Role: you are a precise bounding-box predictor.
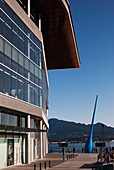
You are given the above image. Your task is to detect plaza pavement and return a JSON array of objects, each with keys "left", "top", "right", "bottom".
[{"left": 1, "top": 153, "right": 100, "bottom": 170}]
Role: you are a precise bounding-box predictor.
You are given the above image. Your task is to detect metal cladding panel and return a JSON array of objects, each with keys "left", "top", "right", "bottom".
[{"left": 35, "top": 0, "right": 80, "bottom": 69}]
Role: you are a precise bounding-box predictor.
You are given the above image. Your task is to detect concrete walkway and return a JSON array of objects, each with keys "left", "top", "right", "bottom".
[
  {"left": 48, "top": 153, "right": 99, "bottom": 170},
  {"left": 1, "top": 153, "right": 99, "bottom": 170}
]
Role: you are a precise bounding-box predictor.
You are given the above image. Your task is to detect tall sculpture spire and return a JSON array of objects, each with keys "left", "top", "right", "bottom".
[{"left": 85, "top": 95, "right": 98, "bottom": 153}]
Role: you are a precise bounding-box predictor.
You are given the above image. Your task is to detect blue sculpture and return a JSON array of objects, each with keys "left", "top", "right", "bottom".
[{"left": 85, "top": 95, "right": 98, "bottom": 153}]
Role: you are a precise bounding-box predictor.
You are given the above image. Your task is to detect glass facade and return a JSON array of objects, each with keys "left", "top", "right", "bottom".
[
  {"left": 0, "top": 1, "right": 49, "bottom": 168},
  {"left": 0, "top": 110, "right": 40, "bottom": 129},
  {"left": 0, "top": 111, "right": 26, "bottom": 127},
  {"left": 0, "top": 1, "right": 48, "bottom": 113}
]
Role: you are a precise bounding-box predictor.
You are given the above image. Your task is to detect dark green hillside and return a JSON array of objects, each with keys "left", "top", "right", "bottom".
[{"left": 48, "top": 118, "right": 114, "bottom": 142}]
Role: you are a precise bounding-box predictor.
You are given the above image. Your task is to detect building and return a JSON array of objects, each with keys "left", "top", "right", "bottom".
[{"left": 0, "top": 0, "right": 80, "bottom": 168}]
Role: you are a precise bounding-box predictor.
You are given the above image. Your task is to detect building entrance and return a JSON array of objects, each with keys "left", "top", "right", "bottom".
[{"left": 7, "top": 139, "right": 14, "bottom": 166}]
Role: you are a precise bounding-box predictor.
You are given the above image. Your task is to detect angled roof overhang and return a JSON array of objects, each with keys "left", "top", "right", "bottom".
[{"left": 36, "top": 0, "right": 80, "bottom": 69}]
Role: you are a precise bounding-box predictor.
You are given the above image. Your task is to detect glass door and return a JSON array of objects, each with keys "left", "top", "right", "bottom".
[{"left": 7, "top": 139, "right": 14, "bottom": 166}]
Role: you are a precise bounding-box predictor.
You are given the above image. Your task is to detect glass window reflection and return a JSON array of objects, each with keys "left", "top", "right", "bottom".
[
  {"left": 12, "top": 48, "right": 18, "bottom": 63},
  {"left": 24, "top": 79, "right": 28, "bottom": 102},
  {"left": 1, "top": 113, "right": 9, "bottom": 125},
  {"left": 21, "top": 116, "right": 25, "bottom": 127},
  {"left": 34, "top": 86, "right": 39, "bottom": 106},
  {"left": 3, "top": 67, "right": 11, "bottom": 95},
  {"left": 0, "top": 2, "right": 48, "bottom": 110},
  {"left": 9, "top": 114, "right": 17, "bottom": 126},
  {"left": 4, "top": 41, "right": 11, "bottom": 58},
  {"left": 18, "top": 76, "right": 24, "bottom": 100},
  {"left": 0, "top": 37, "right": 4, "bottom": 53},
  {"left": 11, "top": 72, "right": 17, "bottom": 97},
  {"left": 30, "top": 83, "right": 35, "bottom": 104}
]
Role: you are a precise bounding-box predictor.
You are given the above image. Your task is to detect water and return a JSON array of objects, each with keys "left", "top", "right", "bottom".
[
  {"left": 49, "top": 142, "right": 86, "bottom": 153},
  {"left": 48, "top": 141, "right": 114, "bottom": 153}
]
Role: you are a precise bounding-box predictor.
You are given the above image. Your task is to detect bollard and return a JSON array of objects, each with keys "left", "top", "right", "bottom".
[
  {"left": 44, "top": 161, "right": 46, "bottom": 169},
  {"left": 67, "top": 155, "right": 68, "bottom": 160},
  {"left": 49, "top": 161, "right": 51, "bottom": 168},
  {"left": 40, "top": 163, "right": 42, "bottom": 170},
  {"left": 34, "top": 164, "right": 36, "bottom": 170}
]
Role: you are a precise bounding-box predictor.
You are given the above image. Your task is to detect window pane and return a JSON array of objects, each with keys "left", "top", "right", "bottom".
[
  {"left": 18, "top": 29, "right": 24, "bottom": 53},
  {"left": 25, "top": 69, "right": 28, "bottom": 79},
  {"left": 11, "top": 72, "right": 17, "bottom": 97},
  {"left": 34, "top": 76, "right": 38, "bottom": 85},
  {"left": 24, "top": 35, "right": 28, "bottom": 56},
  {"left": 9, "top": 114, "right": 17, "bottom": 126},
  {"left": 24, "top": 79, "right": 28, "bottom": 102},
  {"left": 0, "top": 37, "right": 4, "bottom": 62},
  {"left": 12, "top": 24, "right": 18, "bottom": 47},
  {"left": 4, "top": 41, "right": 11, "bottom": 58},
  {"left": 1, "top": 113, "right": 9, "bottom": 125},
  {"left": 25, "top": 57, "right": 29, "bottom": 70},
  {"left": 3, "top": 67, "right": 11, "bottom": 95},
  {"left": 18, "top": 76, "right": 24, "bottom": 100},
  {"left": 39, "top": 69, "right": 42, "bottom": 79},
  {"left": 21, "top": 117, "right": 25, "bottom": 127},
  {"left": 4, "top": 55, "right": 11, "bottom": 68},
  {"left": 30, "top": 43, "right": 34, "bottom": 62},
  {"left": 39, "top": 88, "right": 42, "bottom": 107},
  {"left": 18, "top": 65, "right": 24, "bottom": 76},
  {"left": 39, "top": 50, "right": 42, "bottom": 67},
  {"left": 35, "top": 66, "right": 38, "bottom": 77},
  {"left": 0, "top": 37, "right": 4, "bottom": 52},
  {"left": 30, "top": 73, "right": 34, "bottom": 82},
  {"left": 0, "top": 65, "right": 3, "bottom": 92},
  {"left": 30, "top": 62, "right": 34, "bottom": 74},
  {"left": 18, "top": 53, "right": 24, "bottom": 76},
  {"left": 34, "top": 48, "right": 39, "bottom": 65},
  {"left": 30, "top": 83, "right": 34, "bottom": 104},
  {"left": 19, "top": 53, "right": 24, "bottom": 67},
  {"left": 12, "top": 60, "right": 18, "bottom": 72},
  {"left": 12, "top": 48, "right": 18, "bottom": 62},
  {"left": 34, "top": 86, "right": 39, "bottom": 106},
  {"left": 30, "top": 118, "right": 34, "bottom": 128},
  {"left": 4, "top": 15, "right": 12, "bottom": 42}
]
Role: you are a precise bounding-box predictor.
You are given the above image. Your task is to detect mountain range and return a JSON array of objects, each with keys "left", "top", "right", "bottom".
[{"left": 48, "top": 118, "right": 114, "bottom": 142}]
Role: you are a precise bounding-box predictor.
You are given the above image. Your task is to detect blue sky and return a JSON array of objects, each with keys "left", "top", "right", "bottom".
[{"left": 48, "top": 0, "right": 114, "bottom": 127}]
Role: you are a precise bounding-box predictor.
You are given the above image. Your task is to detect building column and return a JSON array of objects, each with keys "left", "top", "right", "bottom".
[
  {"left": 45, "top": 129, "right": 48, "bottom": 154},
  {"left": 40, "top": 120, "right": 43, "bottom": 159},
  {"left": 43, "top": 124, "right": 46, "bottom": 157},
  {"left": 28, "top": 115, "right": 31, "bottom": 163},
  {"left": 28, "top": 0, "right": 30, "bottom": 18}
]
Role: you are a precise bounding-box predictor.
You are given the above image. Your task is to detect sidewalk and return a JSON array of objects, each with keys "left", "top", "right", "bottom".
[
  {"left": 49, "top": 153, "right": 99, "bottom": 170},
  {"left": 1, "top": 153, "right": 98, "bottom": 170}
]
